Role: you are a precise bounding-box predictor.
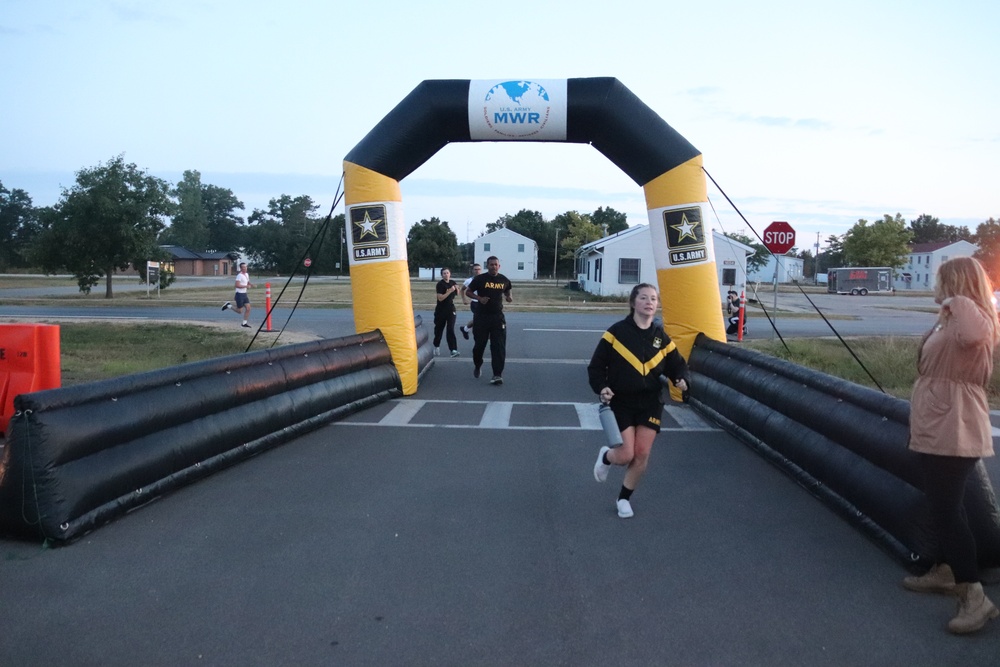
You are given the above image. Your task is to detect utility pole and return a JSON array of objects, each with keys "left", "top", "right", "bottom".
[
  {"left": 552, "top": 228, "right": 560, "bottom": 281},
  {"left": 814, "top": 231, "right": 821, "bottom": 284},
  {"left": 340, "top": 226, "right": 346, "bottom": 276}
]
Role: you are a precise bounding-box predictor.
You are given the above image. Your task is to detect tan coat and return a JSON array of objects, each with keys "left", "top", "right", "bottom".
[{"left": 909, "top": 295, "right": 996, "bottom": 458}]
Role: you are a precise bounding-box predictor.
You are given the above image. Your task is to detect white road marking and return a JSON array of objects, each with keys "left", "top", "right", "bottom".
[{"left": 339, "top": 399, "right": 720, "bottom": 432}]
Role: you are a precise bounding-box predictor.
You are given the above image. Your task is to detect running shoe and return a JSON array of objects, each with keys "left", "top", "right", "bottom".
[
  {"left": 617, "top": 499, "right": 634, "bottom": 518},
  {"left": 593, "top": 446, "right": 610, "bottom": 482}
]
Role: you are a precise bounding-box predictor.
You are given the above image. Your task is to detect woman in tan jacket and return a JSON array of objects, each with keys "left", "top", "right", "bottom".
[{"left": 904, "top": 257, "right": 1000, "bottom": 634}]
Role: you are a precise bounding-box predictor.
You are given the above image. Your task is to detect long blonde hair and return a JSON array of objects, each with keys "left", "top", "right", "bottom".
[{"left": 935, "top": 257, "right": 1000, "bottom": 342}]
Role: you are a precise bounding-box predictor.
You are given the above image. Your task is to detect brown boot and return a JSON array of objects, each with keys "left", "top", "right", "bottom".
[
  {"left": 903, "top": 563, "right": 956, "bottom": 594},
  {"left": 948, "top": 582, "right": 999, "bottom": 634}
]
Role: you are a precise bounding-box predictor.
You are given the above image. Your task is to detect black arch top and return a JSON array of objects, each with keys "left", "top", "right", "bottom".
[{"left": 344, "top": 78, "right": 700, "bottom": 188}]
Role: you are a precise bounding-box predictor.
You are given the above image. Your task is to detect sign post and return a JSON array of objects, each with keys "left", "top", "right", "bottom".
[
  {"left": 762, "top": 221, "right": 796, "bottom": 331},
  {"left": 146, "top": 261, "right": 160, "bottom": 299}
]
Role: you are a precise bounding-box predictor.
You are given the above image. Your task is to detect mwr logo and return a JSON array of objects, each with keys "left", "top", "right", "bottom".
[
  {"left": 663, "top": 207, "right": 706, "bottom": 266},
  {"left": 350, "top": 205, "right": 390, "bottom": 262},
  {"left": 482, "top": 81, "right": 552, "bottom": 139}
]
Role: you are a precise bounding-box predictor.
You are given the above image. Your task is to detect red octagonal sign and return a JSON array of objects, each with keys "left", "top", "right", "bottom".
[{"left": 762, "top": 221, "right": 796, "bottom": 254}]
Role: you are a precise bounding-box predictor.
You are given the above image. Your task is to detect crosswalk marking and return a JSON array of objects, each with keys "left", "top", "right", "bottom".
[{"left": 344, "top": 399, "right": 720, "bottom": 432}]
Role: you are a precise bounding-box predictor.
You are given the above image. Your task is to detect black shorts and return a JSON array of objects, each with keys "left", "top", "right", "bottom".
[
  {"left": 610, "top": 398, "right": 662, "bottom": 433},
  {"left": 235, "top": 292, "right": 250, "bottom": 308}
]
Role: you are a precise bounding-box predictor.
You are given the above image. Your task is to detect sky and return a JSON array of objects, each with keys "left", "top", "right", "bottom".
[{"left": 2, "top": 0, "right": 997, "bottom": 253}]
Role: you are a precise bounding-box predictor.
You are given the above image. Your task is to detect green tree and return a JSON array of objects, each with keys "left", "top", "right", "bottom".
[
  {"left": 0, "top": 181, "right": 39, "bottom": 270},
  {"left": 591, "top": 206, "right": 628, "bottom": 235},
  {"left": 202, "top": 184, "right": 245, "bottom": 252},
  {"left": 33, "top": 155, "right": 172, "bottom": 297},
  {"left": 841, "top": 214, "right": 912, "bottom": 269},
  {"left": 909, "top": 213, "right": 971, "bottom": 244},
  {"left": 162, "top": 170, "right": 210, "bottom": 250},
  {"left": 243, "top": 195, "right": 321, "bottom": 272},
  {"left": 973, "top": 217, "right": 1000, "bottom": 284},
  {"left": 407, "top": 217, "right": 461, "bottom": 275},
  {"left": 796, "top": 249, "right": 815, "bottom": 279},
  {"left": 818, "top": 234, "right": 845, "bottom": 272},
  {"left": 722, "top": 232, "right": 769, "bottom": 273},
  {"left": 487, "top": 209, "right": 546, "bottom": 235},
  {"left": 558, "top": 211, "right": 604, "bottom": 261}
]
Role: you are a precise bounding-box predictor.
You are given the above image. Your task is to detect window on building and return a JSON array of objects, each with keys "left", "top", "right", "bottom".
[
  {"left": 484, "top": 243, "right": 490, "bottom": 251},
  {"left": 619, "top": 258, "right": 640, "bottom": 284},
  {"left": 518, "top": 243, "right": 524, "bottom": 253},
  {"left": 917, "top": 256, "right": 922, "bottom": 265},
  {"left": 518, "top": 262, "right": 524, "bottom": 271}
]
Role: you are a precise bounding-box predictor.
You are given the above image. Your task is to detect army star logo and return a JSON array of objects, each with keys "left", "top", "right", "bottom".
[
  {"left": 355, "top": 211, "right": 382, "bottom": 240},
  {"left": 671, "top": 213, "right": 700, "bottom": 242}
]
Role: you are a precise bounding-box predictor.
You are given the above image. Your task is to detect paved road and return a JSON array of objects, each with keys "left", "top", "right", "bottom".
[
  {"left": 0, "top": 287, "right": 938, "bottom": 341},
  {"left": 5, "top": 285, "right": 999, "bottom": 665},
  {"left": 4, "top": 350, "right": 999, "bottom": 664}
]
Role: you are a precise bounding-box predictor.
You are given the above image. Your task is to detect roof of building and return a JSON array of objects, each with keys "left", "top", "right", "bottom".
[
  {"left": 161, "top": 245, "right": 235, "bottom": 260},
  {"left": 577, "top": 226, "right": 755, "bottom": 255},
  {"left": 478, "top": 227, "right": 536, "bottom": 244},
  {"left": 908, "top": 240, "right": 976, "bottom": 254}
]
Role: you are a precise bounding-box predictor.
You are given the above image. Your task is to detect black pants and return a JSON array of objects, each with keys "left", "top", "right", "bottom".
[
  {"left": 918, "top": 453, "right": 980, "bottom": 583},
  {"left": 433, "top": 309, "right": 457, "bottom": 351},
  {"left": 472, "top": 311, "right": 506, "bottom": 376}
]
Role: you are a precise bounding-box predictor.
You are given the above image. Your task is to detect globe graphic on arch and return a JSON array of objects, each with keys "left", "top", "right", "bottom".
[{"left": 484, "top": 80, "right": 550, "bottom": 106}]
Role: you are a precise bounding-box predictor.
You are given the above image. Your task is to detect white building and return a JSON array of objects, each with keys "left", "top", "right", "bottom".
[
  {"left": 475, "top": 228, "right": 538, "bottom": 281},
  {"left": 896, "top": 240, "right": 979, "bottom": 291},
  {"left": 575, "top": 226, "right": 754, "bottom": 304},
  {"left": 746, "top": 254, "right": 805, "bottom": 284}
]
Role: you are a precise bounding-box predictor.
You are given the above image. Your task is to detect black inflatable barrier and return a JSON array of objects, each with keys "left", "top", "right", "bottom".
[
  {"left": 0, "top": 331, "right": 402, "bottom": 543},
  {"left": 687, "top": 333, "right": 1000, "bottom": 569},
  {"left": 415, "top": 314, "right": 434, "bottom": 377}
]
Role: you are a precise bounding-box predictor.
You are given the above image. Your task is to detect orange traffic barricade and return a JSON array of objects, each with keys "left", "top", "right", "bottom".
[{"left": 0, "top": 324, "right": 61, "bottom": 437}]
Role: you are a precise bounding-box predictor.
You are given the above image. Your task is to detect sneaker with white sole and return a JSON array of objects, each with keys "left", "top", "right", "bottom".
[
  {"left": 490, "top": 375, "right": 503, "bottom": 385},
  {"left": 461, "top": 327, "right": 470, "bottom": 340},
  {"left": 617, "top": 499, "right": 634, "bottom": 518},
  {"left": 241, "top": 322, "right": 251, "bottom": 328},
  {"left": 222, "top": 302, "right": 232, "bottom": 311},
  {"left": 593, "top": 446, "right": 611, "bottom": 482},
  {"left": 450, "top": 350, "right": 460, "bottom": 358}
]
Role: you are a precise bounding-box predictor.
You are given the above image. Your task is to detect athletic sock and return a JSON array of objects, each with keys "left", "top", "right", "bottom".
[{"left": 618, "top": 485, "right": 634, "bottom": 501}]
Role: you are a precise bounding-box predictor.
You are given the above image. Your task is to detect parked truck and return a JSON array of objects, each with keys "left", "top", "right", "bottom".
[{"left": 827, "top": 267, "right": 894, "bottom": 295}]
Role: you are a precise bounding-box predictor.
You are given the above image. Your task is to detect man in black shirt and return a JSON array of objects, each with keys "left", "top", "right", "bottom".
[{"left": 464, "top": 256, "right": 513, "bottom": 384}]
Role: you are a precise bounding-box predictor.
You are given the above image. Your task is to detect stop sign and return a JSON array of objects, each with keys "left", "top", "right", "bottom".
[
  {"left": 762, "top": 221, "right": 796, "bottom": 254},
  {"left": 304, "top": 257, "right": 312, "bottom": 267}
]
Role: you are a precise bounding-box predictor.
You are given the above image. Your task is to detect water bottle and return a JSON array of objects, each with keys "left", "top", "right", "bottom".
[{"left": 598, "top": 403, "right": 623, "bottom": 448}]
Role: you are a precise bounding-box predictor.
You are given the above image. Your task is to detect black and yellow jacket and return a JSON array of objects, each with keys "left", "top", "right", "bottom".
[{"left": 587, "top": 316, "right": 688, "bottom": 402}]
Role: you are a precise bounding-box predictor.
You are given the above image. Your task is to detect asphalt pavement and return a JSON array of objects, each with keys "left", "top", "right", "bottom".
[{"left": 2, "top": 285, "right": 999, "bottom": 665}]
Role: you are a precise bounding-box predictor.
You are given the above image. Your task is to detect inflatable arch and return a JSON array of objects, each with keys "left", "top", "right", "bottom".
[{"left": 344, "top": 78, "right": 725, "bottom": 394}]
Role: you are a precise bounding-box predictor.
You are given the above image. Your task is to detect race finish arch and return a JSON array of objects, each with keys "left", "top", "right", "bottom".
[{"left": 344, "top": 78, "right": 726, "bottom": 395}]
